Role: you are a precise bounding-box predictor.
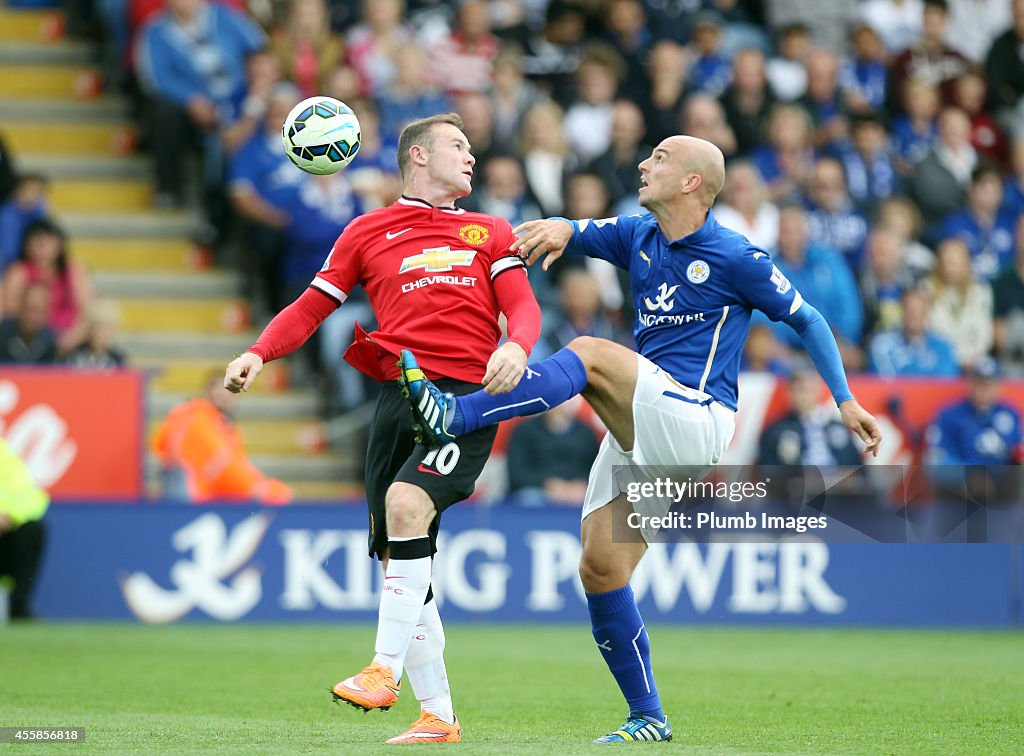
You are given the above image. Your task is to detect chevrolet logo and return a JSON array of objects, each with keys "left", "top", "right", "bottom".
[{"left": 399, "top": 246, "right": 477, "bottom": 273}]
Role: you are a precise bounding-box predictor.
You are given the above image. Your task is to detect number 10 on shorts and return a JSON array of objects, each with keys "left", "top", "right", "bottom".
[{"left": 422, "top": 443, "right": 460, "bottom": 475}]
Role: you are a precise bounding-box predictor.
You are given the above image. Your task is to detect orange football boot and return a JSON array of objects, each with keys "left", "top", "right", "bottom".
[
  {"left": 386, "top": 710, "right": 462, "bottom": 744},
  {"left": 331, "top": 662, "right": 400, "bottom": 712}
]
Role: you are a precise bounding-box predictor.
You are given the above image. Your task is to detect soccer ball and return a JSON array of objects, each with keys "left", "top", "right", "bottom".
[{"left": 281, "top": 96, "right": 361, "bottom": 175}]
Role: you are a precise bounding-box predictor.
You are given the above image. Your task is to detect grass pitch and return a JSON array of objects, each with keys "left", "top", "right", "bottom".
[{"left": 1, "top": 623, "right": 1022, "bottom": 754}]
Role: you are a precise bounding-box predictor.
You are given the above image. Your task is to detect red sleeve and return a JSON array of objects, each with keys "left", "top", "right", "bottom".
[
  {"left": 247, "top": 288, "right": 338, "bottom": 362},
  {"left": 493, "top": 268, "right": 541, "bottom": 356}
]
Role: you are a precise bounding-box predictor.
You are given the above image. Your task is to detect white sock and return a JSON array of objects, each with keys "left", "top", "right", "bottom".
[
  {"left": 404, "top": 598, "right": 454, "bottom": 724},
  {"left": 372, "top": 536, "right": 432, "bottom": 682}
]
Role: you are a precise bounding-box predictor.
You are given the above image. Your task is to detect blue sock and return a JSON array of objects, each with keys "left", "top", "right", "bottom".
[
  {"left": 587, "top": 585, "right": 664, "bottom": 721},
  {"left": 449, "top": 349, "right": 587, "bottom": 435}
]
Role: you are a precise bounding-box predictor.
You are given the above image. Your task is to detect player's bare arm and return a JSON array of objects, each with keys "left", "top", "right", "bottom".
[
  {"left": 839, "top": 399, "right": 883, "bottom": 456},
  {"left": 511, "top": 218, "right": 574, "bottom": 271},
  {"left": 482, "top": 341, "right": 528, "bottom": 395},
  {"left": 224, "top": 352, "right": 264, "bottom": 393}
]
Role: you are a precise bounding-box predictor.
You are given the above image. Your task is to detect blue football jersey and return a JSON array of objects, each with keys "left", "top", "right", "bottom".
[
  {"left": 566, "top": 210, "right": 802, "bottom": 410},
  {"left": 927, "top": 399, "right": 1023, "bottom": 466}
]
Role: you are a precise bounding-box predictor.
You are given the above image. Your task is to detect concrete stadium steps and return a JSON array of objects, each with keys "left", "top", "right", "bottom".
[
  {"left": 94, "top": 270, "right": 235, "bottom": 298},
  {"left": 0, "top": 64, "right": 102, "bottom": 99},
  {"left": 72, "top": 239, "right": 205, "bottom": 273},
  {"left": 251, "top": 452, "right": 356, "bottom": 482},
  {"left": 142, "top": 453, "right": 359, "bottom": 490},
  {"left": 150, "top": 390, "right": 320, "bottom": 421},
  {"left": 120, "top": 331, "right": 256, "bottom": 360},
  {"left": 1, "top": 121, "right": 134, "bottom": 155},
  {"left": 59, "top": 210, "right": 201, "bottom": 239},
  {"left": 115, "top": 297, "right": 250, "bottom": 333},
  {"left": 138, "top": 357, "right": 289, "bottom": 394},
  {"left": 0, "top": 7, "right": 64, "bottom": 43},
  {"left": 22, "top": 153, "right": 149, "bottom": 179},
  {"left": 0, "top": 40, "right": 91, "bottom": 65},
  {"left": 146, "top": 417, "right": 329, "bottom": 456},
  {"left": 49, "top": 178, "right": 153, "bottom": 213},
  {"left": 1, "top": 97, "right": 130, "bottom": 125}
]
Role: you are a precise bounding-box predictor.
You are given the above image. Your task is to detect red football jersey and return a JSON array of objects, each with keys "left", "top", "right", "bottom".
[{"left": 312, "top": 196, "right": 526, "bottom": 382}]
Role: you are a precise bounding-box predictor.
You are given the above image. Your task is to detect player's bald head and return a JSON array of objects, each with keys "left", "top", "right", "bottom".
[{"left": 664, "top": 135, "right": 726, "bottom": 204}]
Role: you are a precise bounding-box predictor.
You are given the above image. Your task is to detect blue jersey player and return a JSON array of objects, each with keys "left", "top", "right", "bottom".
[{"left": 398, "top": 135, "right": 882, "bottom": 743}]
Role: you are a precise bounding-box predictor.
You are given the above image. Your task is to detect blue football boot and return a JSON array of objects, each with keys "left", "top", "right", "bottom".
[
  {"left": 396, "top": 349, "right": 457, "bottom": 449},
  {"left": 594, "top": 713, "right": 672, "bottom": 744}
]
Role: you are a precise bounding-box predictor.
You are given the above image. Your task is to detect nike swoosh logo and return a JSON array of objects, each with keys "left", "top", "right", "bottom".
[
  {"left": 386, "top": 228, "right": 413, "bottom": 239},
  {"left": 417, "top": 464, "right": 443, "bottom": 476}
]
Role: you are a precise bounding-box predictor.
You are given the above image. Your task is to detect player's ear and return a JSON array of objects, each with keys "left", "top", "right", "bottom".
[
  {"left": 682, "top": 172, "right": 702, "bottom": 196},
  {"left": 409, "top": 143, "right": 429, "bottom": 168}
]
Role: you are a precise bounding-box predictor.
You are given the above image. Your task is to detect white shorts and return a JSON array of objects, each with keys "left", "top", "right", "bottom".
[{"left": 582, "top": 354, "right": 736, "bottom": 537}]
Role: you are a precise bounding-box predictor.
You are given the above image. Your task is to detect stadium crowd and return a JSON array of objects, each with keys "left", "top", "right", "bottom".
[{"left": 1, "top": 0, "right": 1023, "bottom": 497}]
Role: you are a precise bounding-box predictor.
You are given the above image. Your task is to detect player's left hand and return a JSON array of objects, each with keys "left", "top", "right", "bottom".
[
  {"left": 483, "top": 341, "right": 528, "bottom": 395},
  {"left": 839, "top": 399, "right": 883, "bottom": 457}
]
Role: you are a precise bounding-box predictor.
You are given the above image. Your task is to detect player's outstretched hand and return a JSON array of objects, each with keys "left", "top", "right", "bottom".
[
  {"left": 224, "top": 352, "right": 264, "bottom": 393},
  {"left": 839, "top": 399, "right": 882, "bottom": 457},
  {"left": 511, "top": 218, "right": 574, "bottom": 271},
  {"left": 483, "top": 341, "right": 528, "bottom": 395}
]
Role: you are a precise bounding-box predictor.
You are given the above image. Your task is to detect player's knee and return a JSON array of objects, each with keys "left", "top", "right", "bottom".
[
  {"left": 384, "top": 484, "right": 435, "bottom": 537},
  {"left": 578, "top": 549, "right": 632, "bottom": 593},
  {"left": 566, "top": 335, "right": 601, "bottom": 368},
  {"left": 566, "top": 336, "right": 621, "bottom": 386}
]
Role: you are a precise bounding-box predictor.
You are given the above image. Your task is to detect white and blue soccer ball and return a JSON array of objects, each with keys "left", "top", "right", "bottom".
[{"left": 281, "top": 96, "right": 361, "bottom": 175}]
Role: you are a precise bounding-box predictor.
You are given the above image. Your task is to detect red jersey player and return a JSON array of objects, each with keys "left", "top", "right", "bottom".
[{"left": 223, "top": 114, "right": 541, "bottom": 744}]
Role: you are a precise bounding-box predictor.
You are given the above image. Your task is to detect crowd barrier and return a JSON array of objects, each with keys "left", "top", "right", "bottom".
[{"left": 34, "top": 504, "right": 1022, "bottom": 627}]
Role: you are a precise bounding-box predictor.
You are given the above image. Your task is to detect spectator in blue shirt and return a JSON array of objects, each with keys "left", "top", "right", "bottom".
[
  {"left": 0, "top": 175, "right": 48, "bottom": 276},
  {"left": 800, "top": 48, "right": 845, "bottom": 150},
  {"left": 832, "top": 114, "right": 898, "bottom": 216},
  {"left": 136, "top": 0, "right": 266, "bottom": 206},
  {"left": 937, "top": 162, "right": 1017, "bottom": 281},
  {"left": 228, "top": 84, "right": 296, "bottom": 314},
  {"left": 859, "top": 228, "right": 918, "bottom": 340},
  {"left": 759, "top": 362, "right": 863, "bottom": 467},
  {"left": 766, "top": 205, "right": 864, "bottom": 363},
  {"left": 838, "top": 23, "right": 887, "bottom": 115},
  {"left": 925, "top": 356, "right": 1019, "bottom": 528},
  {"left": 750, "top": 104, "right": 817, "bottom": 204},
  {"left": 688, "top": 13, "right": 732, "bottom": 98},
  {"left": 804, "top": 157, "right": 870, "bottom": 270},
  {"left": 890, "top": 78, "right": 940, "bottom": 177},
  {"left": 868, "top": 288, "right": 959, "bottom": 376},
  {"left": 375, "top": 45, "right": 452, "bottom": 145},
  {"left": 925, "top": 357, "right": 1023, "bottom": 500}
]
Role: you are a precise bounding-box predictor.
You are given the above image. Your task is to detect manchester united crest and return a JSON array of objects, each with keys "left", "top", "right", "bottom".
[{"left": 459, "top": 224, "right": 489, "bottom": 246}]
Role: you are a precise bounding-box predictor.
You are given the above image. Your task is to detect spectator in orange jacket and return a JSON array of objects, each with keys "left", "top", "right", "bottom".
[{"left": 153, "top": 373, "right": 291, "bottom": 504}]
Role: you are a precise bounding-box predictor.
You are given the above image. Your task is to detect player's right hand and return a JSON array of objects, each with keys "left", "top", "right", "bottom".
[
  {"left": 224, "top": 352, "right": 264, "bottom": 393},
  {"left": 511, "top": 218, "right": 574, "bottom": 271},
  {"left": 839, "top": 399, "right": 883, "bottom": 457}
]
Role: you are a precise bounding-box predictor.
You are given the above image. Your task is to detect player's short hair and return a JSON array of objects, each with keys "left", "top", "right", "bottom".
[{"left": 397, "top": 113, "right": 466, "bottom": 179}]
